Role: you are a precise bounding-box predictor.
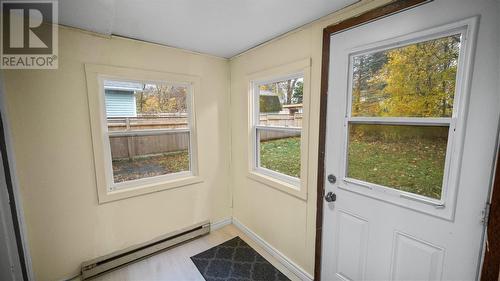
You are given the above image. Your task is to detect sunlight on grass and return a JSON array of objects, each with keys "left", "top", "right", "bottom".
[{"left": 260, "top": 137, "right": 301, "bottom": 178}]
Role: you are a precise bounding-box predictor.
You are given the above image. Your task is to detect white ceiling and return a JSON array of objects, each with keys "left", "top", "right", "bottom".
[{"left": 58, "top": 0, "right": 358, "bottom": 58}]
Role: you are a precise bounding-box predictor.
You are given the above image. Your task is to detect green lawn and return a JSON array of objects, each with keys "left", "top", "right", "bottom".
[
  {"left": 260, "top": 136, "right": 447, "bottom": 199},
  {"left": 260, "top": 137, "right": 301, "bottom": 178},
  {"left": 112, "top": 136, "right": 446, "bottom": 199},
  {"left": 348, "top": 138, "right": 447, "bottom": 199}
]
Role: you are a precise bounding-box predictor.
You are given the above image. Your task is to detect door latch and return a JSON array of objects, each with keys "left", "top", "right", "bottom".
[
  {"left": 327, "top": 174, "right": 336, "bottom": 184},
  {"left": 325, "top": 191, "right": 337, "bottom": 202}
]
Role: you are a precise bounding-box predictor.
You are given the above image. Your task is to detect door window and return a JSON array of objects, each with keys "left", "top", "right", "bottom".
[{"left": 344, "top": 33, "right": 463, "bottom": 202}]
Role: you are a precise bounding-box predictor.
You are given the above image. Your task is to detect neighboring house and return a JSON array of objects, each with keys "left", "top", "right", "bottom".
[
  {"left": 282, "top": 103, "right": 303, "bottom": 115},
  {"left": 103, "top": 81, "right": 143, "bottom": 117},
  {"left": 260, "top": 89, "right": 303, "bottom": 115}
]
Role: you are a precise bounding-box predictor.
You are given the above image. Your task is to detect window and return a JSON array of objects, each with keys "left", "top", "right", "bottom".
[
  {"left": 252, "top": 74, "right": 304, "bottom": 186},
  {"left": 85, "top": 64, "right": 201, "bottom": 203},
  {"left": 344, "top": 32, "right": 463, "bottom": 203},
  {"left": 103, "top": 80, "right": 193, "bottom": 189}
]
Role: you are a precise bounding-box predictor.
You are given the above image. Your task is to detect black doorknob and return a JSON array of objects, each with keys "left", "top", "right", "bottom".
[
  {"left": 325, "top": 192, "right": 336, "bottom": 202},
  {"left": 327, "top": 174, "right": 336, "bottom": 184}
]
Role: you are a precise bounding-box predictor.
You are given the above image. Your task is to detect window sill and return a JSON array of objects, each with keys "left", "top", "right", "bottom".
[
  {"left": 247, "top": 171, "right": 307, "bottom": 201},
  {"left": 97, "top": 175, "right": 203, "bottom": 204}
]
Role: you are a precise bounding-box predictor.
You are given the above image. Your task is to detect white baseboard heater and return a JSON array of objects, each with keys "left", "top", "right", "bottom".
[{"left": 81, "top": 220, "right": 210, "bottom": 280}]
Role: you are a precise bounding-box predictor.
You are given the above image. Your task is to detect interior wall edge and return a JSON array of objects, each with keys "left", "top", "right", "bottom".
[
  {"left": 228, "top": 0, "right": 396, "bottom": 277},
  {"left": 211, "top": 217, "right": 233, "bottom": 231}
]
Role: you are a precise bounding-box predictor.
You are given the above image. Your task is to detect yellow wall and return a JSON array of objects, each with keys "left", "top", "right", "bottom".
[
  {"left": 2, "top": 27, "right": 231, "bottom": 281},
  {"left": 0, "top": 1, "right": 401, "bottom": 280},
  {"left": 229, "top": 0, "right": 392, "bottom": 275}
]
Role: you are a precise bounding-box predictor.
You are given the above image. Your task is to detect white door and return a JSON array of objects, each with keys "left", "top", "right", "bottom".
[{"left": 321, "top": 0, "right": 500, "bottom": 280}]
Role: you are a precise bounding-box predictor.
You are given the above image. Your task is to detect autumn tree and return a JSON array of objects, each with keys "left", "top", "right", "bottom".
[
  {"left": 351, "top": 51, "right": 388, "bottom": 116},
  {"left": 292, "top": 81, "right": 303, "bottom": 104},
  {"left": 259, "top": 78, "right": 300, "bottom": 105},
  {"left": 135, "top": 84, "right": 187, "bottom": 115},
  {"left": 135, "top": 84, "right": 147, "bottom": 113},
  {"left": 352, "top": 35, "right": 460, "bottom": 118},
  {"left": 373, "top": 35, "right": 460, "bottom": 117}
]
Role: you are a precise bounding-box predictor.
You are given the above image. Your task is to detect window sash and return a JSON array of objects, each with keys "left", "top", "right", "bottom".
[
  {"left": 341, "top": 29, "right": 467, "bottom": 206},
  {"left": 253, "top": 73, "right": 304, "bottom": 125},
  {"left": 255, "top": 127, "right": 301, "bottom": 186},
  {"left": 347, "top": 117, "right": 452, "bottom": 126},
  {"left": 251, "top": 74, "right": 305, "bottom": 186},
  {"left": 107, "top": 128, "right": 193, "bottom": 190},
  {"left": 102, "top": 81, "right": 195, "bottom": 191},
  {"left": 107, "top": 128, "right": 190, "bottom": 137},
  {"left": 344, "top": 32, "right": 458, "bottom": 203},
  {"left": 343, "top": 118, "right": 454, "bottom": 205},
  {"left": 255, "top": 125, "right": 301, "bottom": 132}
]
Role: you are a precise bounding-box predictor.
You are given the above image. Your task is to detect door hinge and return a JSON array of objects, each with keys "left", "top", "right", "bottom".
[{"left": 481, "top": 202, "right": 491, "bottom": 225}]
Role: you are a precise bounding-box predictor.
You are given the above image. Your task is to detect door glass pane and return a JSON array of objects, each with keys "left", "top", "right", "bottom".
[
  {"left": 351, "top": 34, "right": 461, "bottom": 117},
  {"left": 109, "top": 132, "right": 190, "bottom": 183},
  {"left": 347, "top": 124, "right": 449, "bottom": 199},
  {"left": 258, "top": 129, "right": 301, "bottom": 178},
  {"left": 258, "top": 77, "right": 303, "bottom": 128}
]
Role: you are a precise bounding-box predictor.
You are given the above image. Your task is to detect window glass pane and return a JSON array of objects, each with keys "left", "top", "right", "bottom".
[
  {"left": 109, "top": 132, "right": 190, "bottom": 183},
  {"left": 347, "top": 124, "right": 449, "bottom": 199},
  {"left": 351, "top": 34, "right": 461, "bottom": 117},
  {"left": 104, "top": 80, "right": 188, "bottom": 131},
  {"left": 258, "top": 129, "right": 301, "bottom": 178},
  {"left": 103, "top": 80, "right": 191, "bottom": 184},
  {"left": 258, "top": 77, "right": 303, "bottom": 128}
]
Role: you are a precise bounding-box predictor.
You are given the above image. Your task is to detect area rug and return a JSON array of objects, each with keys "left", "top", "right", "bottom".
[{"left": 190, "top": 236, "right": 290, "bottom": 281}]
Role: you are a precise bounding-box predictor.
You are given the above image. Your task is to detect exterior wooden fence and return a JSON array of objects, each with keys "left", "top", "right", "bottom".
[
  {"left": 108, "top": 112, "right": 302, "bottom": 160},
  {"left": 110, "top": 131, "right": 189, "bottom": 160},
  {"left": 259, "top": 113, "right": 302, "bottom": 127},
  {"left": 259, "top": 129, "right": 301, "bottom": 141},
  {"left": 107, "top": 115, "right": 188, "bottom": 131}
]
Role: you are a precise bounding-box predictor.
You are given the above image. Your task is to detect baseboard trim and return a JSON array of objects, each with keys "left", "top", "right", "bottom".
[
  {"left": 232, "top": 218, "right": 314, "bottom": 281},
  {"left": 211, "top": 217, "right": 233, "bottom": 230},
  {"left": 61, "top": 217, "right": 310, "bottom": 281}
]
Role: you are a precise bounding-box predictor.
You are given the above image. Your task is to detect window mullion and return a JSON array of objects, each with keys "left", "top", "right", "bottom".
[
  {"left": 348, "top": 117, "right": 452, "bottom": 126},
  {"left": 252, "top": 74, "right": 304, "bottom": 183},
  {"left": 108, "top": 128, "right": 190, "bottom": 137},
  {"left": 255, "top": 125, "right": 302, "bottom": 132}
]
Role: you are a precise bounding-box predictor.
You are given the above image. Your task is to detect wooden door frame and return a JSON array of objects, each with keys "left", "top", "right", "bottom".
[
  {"left": 313, "top": 0, "right": 500, "bottom": 280},
  {"left": 481, "top": 142, "right": 500, "bottom": 281}
]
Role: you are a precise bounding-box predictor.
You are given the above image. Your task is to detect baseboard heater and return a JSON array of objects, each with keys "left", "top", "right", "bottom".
[{"left": 81, "top": 220, "right": 210, "bottom": 280}]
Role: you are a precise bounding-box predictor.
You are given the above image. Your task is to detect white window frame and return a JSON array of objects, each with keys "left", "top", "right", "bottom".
[
  {"left": 338, "top": 18, "right": 478, "bottom": 219},
  {"left": 247, "top": 58, "right": 311, "bottom": 200},
  {"left": 85, "top": 64, "right": 202, "bottom": 203},
  {"left": 253, "top": 73, "right": 303, "bottom": 185}
]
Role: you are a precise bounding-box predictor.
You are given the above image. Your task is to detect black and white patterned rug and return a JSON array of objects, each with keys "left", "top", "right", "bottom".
[{"left": 190, "top": 236, "right": 290, "bottom": 281}]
